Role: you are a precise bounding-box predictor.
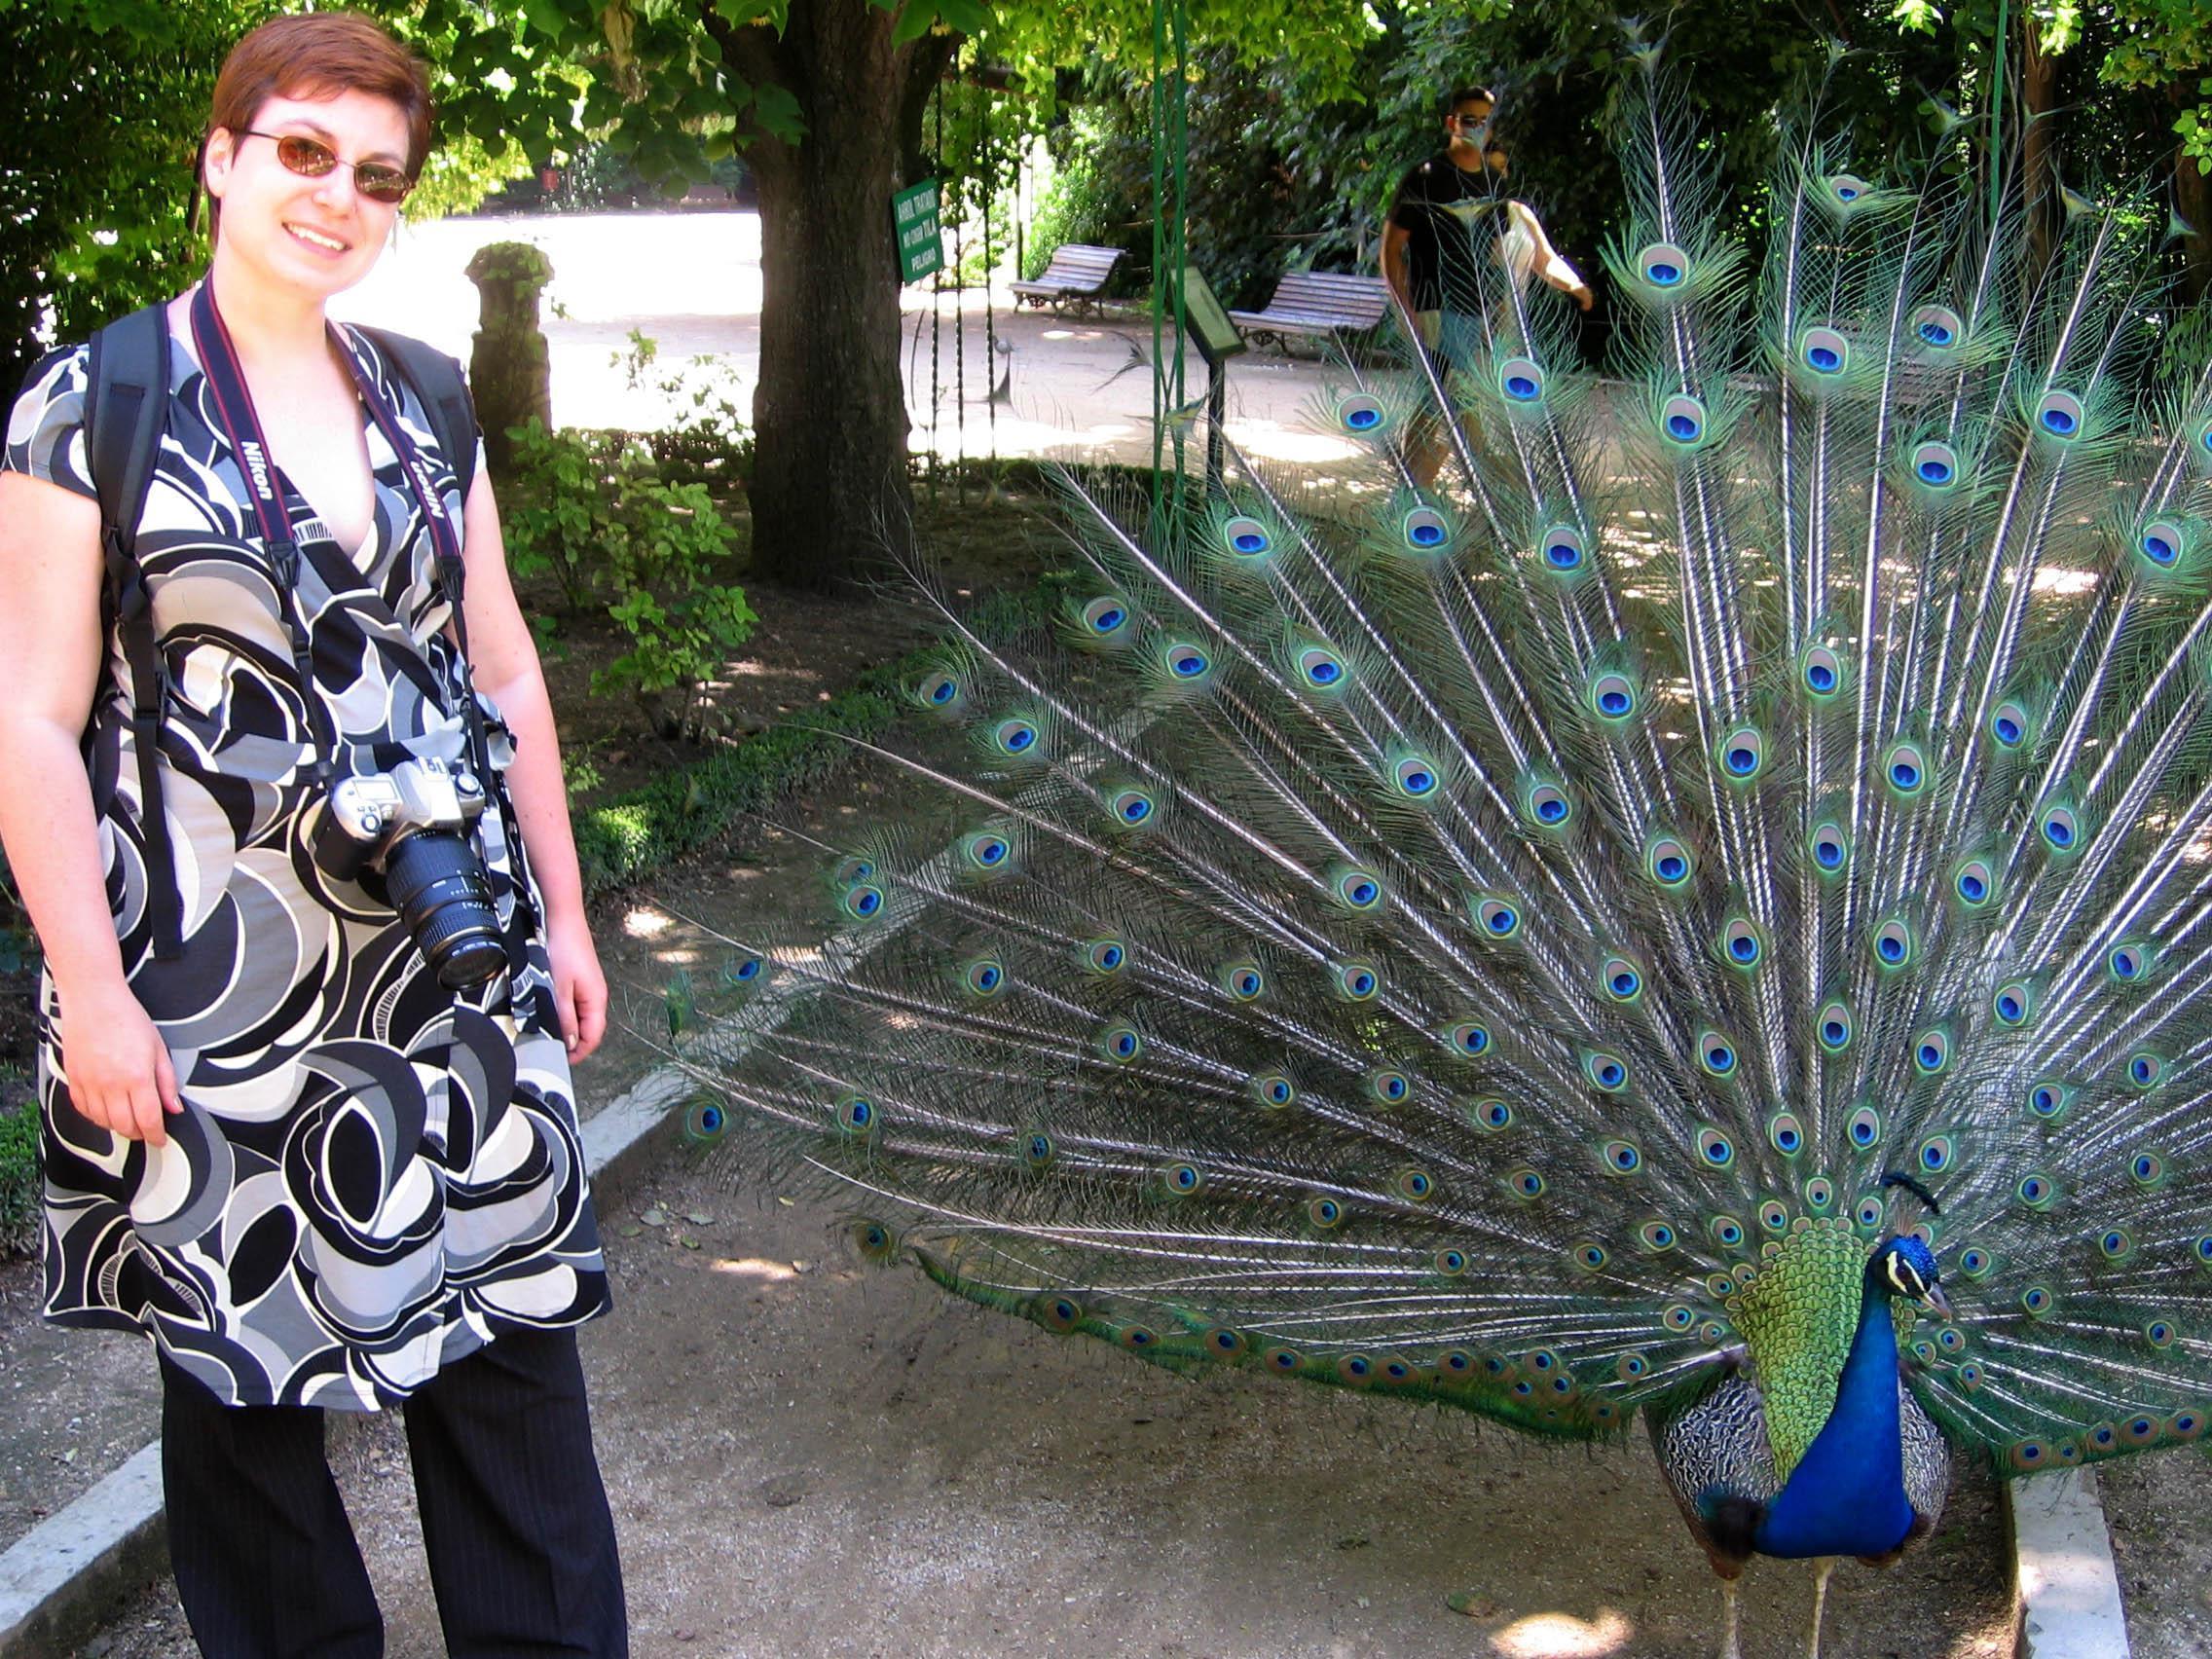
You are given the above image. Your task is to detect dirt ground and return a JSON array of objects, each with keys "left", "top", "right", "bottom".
[{"left": 80, "top": 1157, "right": 2020, "bottom": 1659}]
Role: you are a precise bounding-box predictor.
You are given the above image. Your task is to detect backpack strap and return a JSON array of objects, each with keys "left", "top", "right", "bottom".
[
  {"left": 84, "top": 304, "right": 183, "bottom": 960},
  {"left": 354, "top": 325, "right": 479, "bottom": 509}
]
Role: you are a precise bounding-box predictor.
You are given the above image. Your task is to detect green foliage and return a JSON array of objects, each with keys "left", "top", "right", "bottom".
[
  {"left": 1034, "top": 1, "right": 2204, "bottom": 339},
  {"left": 2097, "top": 0, "right": 2212, "bottom": 166},
  {"left": 0, "top": 0, "right": 275, "bottom": 388},
  {"left": 925, "top": 75, "right": 1026, "bottom": 286},
  {"left": 403, "top": 131, "right": 540, "bottom": 221},
  {"left": 0, "top": 1088, "right": 35, "bottom": 1261},
  {"left": 1021, "top": 119, "right": 1132, "bottom": 279},
  {"left": 501, "top": 419, "right": 756, "bottom": 723}
]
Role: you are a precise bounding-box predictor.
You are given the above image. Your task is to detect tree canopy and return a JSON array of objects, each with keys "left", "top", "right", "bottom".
[{"left": 3, "top": 0, "right": 2206, "bottom": 581}]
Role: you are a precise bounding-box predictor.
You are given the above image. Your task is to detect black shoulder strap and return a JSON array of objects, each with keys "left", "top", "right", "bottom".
[
  {"left": 85, "top": 304, "right": 185, "bottom": 960},
  {"left": 85, "top": 304, "right": 169, "bottom": 576},
  {"left": 354, "top": 325, "right": 479, "bottom": 508}
]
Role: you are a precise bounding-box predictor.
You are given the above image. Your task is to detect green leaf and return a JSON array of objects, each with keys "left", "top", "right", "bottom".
[
  {"left": 519, "top": 0, "right": 572, "bottom": 40},
  {"left": 751, "top": 82, "right": 806, "bottom": 143},
  {"left": 936, "top": 0, "right": 991, "bottom": 33},
  {"left": 890, "top": 1, "right": 935, "bottom": 46}
]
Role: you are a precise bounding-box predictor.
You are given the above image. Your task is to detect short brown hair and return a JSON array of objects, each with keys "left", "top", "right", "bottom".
[{"left": 203, "top": 12, "right": 433, "bottom": 234}]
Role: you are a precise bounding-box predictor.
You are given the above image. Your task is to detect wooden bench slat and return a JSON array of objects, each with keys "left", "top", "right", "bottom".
[
  {"left": 1229, "top": 271, "right": 1391, "bottom": 350},
  {"left": 1010, "top": 245, "right": 1125, "bottom": 312},
  {"left": 1229, "top": 307, "right": 1381, "bottom": 325}
]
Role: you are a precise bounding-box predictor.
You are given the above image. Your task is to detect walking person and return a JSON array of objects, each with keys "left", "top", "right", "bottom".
[
  {"left": 0, "top": 13, "right": 626, "bottom": 1654},
  {"left": 1382, "top": 85, "right": 1595, "bottom": 486}
]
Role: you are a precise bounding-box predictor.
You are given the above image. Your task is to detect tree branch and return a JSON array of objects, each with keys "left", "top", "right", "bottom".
[
  {"left": 698, "top": 0, "right": 800, "bottom": 148},
  {"left": 895, "top": 29, "right": 962, "bottom": 190}
]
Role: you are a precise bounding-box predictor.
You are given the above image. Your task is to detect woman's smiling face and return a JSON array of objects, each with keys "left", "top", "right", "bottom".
[{"left": 203, "top": 89, "right": 413, "bottom": 300}]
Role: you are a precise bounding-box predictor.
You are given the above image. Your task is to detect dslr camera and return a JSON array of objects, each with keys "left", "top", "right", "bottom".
[{"left": 312, "top": 756, "right": 508, "bottom": 989}]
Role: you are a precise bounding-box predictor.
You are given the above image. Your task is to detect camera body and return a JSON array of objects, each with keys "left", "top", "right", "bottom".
[{"left": 312, "top": 756, "right": 508, "bottom": 989}]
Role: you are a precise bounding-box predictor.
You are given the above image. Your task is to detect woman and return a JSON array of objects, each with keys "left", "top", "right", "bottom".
[{"left": 0, "top": 14, "right": 626, "bottom": 1655}]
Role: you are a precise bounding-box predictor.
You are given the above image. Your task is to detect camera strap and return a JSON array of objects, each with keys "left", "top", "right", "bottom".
[
  {"left": 329, "top": 321, "right": 500, "bottom": 811},
  {"left": 188, "top": 283, "right": 341, "bottom": 776},
  {"left": 187, "top": 283, "right": 528, "bottom": 943}
]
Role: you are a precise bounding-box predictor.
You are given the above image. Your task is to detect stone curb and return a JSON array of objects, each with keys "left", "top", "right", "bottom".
[
  {"left": 0, "top": 1061, "right": 685, "bottom": 1659},
  {"left": 2013, "top": 1468, "right": 2131, "bottom": 1658}
]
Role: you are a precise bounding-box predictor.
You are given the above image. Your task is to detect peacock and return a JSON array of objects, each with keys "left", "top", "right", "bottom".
[{"left": 671, "top": 39, "right": 2212, "bottom": 1659}]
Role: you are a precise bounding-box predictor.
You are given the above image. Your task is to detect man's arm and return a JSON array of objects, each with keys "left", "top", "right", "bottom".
[{"left": 1381, "top": 220, "right": 1417, "bottom": 318}]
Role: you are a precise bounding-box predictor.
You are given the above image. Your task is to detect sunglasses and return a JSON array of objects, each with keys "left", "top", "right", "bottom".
[{"left": 239, "top": 129, "right": 415, "bottom": 204}]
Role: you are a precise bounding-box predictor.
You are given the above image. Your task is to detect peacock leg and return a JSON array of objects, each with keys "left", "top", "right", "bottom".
[
  {"left": 1805, "top": 1557, "right": 1838, "bottom": 1659},
  {"left": 1715, "top": 1576, "right": 1742, "bottom": 1659}
]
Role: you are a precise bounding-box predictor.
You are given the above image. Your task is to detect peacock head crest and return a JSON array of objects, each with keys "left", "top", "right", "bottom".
[{"left": 1870, "top": 1235, "right": 1949, "bottom": 1317}]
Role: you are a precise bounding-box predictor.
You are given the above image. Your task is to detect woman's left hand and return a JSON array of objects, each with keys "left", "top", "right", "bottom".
[{"left": 545, "top": 909, "right": 608, "bottom": 1060}]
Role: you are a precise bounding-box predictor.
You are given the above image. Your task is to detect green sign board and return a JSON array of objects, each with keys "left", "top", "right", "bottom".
[
  {"left": 1180, "top": 265, "right": 1246, "bottom": 366},
  {"left": 893, "top": 179, "right": 943, "bottom": 283}
]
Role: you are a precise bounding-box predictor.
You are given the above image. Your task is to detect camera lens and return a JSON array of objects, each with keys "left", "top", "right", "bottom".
[{"left": 383, "top": 830, "right": 508, "bottom": 989}]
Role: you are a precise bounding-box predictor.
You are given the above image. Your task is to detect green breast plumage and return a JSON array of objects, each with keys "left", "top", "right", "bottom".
[{"left": 1723, "top": 1219, "right": 1873, "bottom": 1480}]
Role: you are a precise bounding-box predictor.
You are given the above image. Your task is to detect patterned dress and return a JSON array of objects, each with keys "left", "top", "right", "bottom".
[{"left": 3, "top": 303, "right": 610, "bottom": 1410}]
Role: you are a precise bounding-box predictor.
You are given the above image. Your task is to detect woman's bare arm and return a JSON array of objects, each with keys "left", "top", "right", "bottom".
[
  {"left": 0, "top": 470, "right": 182, "bottom": 1143},
  {"left": 454, "top": 467, "right": 606, "bottom": 1059}
]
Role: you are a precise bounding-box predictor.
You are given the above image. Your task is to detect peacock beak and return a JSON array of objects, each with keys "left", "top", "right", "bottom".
[{"left": 1922, "top": 1284, "right": 1952, "bottom": 1320}]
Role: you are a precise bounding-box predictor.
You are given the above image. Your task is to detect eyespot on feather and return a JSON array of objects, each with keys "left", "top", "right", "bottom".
[
  {"left": 1335, "top": 393, "right": 1387, "bottom": 434},
  {"left": 1637, "top": 241, "right": 1690, "bottom": 288},
  {"left": 1538, "top": 524, "right": 1588, "bottom": 573},
  {"left": 1908, "top": 304, "right": 1963, "bottom": 350},
  {"left": 1661, "top": 392, "right": 1709, "bottom": 446}
]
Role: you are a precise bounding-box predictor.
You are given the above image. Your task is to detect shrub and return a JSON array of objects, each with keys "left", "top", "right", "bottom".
[
  {"left": 609, "top": 329, "right": 753, "bottom": 487},
  {"left": 0, "top": 1086, "right": 36, "bottom": 1261},
  {"left": 501, "top": 419, "right": 756, "bottom": 734}
]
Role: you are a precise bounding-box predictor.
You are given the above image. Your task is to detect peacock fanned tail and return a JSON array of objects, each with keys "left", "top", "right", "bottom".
[{"left": 683, "top": 41, "right": 2212, "bottom": 1481}]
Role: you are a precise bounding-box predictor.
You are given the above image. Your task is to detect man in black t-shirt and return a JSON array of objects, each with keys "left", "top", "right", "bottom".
[{"left": 1382, "top": 86, "right": 1594, "bottom": 484}]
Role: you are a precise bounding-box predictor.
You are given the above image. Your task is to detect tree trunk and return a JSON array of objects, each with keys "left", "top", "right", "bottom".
[
  {"left": 706, "top": 0, "right": 957, "bottom": 592},
  {"left": 2172, "top": 84, "right": 2211, "bottom": 307}
]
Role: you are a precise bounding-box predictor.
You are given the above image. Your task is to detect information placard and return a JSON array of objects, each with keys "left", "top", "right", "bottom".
[
  {"left": 893, "top": 180, "right": 943, "bottom": 283},
  {"left": 1180, "top": 265, "right": 1246, "bottom": 365}
]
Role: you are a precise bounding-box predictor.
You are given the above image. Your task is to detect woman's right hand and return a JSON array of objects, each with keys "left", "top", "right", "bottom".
[{"left": 55, "top": 978, "right": 182, "bottom": 1147}]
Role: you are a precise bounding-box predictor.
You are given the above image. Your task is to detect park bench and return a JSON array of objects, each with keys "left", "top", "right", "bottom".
[
  {"left": 1228, "top": 271, "right": 1393, "bottom": 353},
  {"left": 1010, "top": 244, "right": 1124, "bottom": 315}
]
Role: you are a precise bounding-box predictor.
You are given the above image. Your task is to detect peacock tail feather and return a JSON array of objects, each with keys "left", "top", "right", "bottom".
[{"left": 679, "top": 41, "right": 2212, "bottom": 1485}]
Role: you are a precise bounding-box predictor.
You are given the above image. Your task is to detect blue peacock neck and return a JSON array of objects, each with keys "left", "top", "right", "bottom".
[{"left": 1751, "top": 1254, "right": 1918, "bottom": 1560}]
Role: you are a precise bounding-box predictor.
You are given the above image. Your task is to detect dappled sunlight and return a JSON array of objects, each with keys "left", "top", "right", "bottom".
[
  {"left": 712, "top": 1256, "right": 800, "bottom": 1282},
  {"left": 2034, "top": 566, "right": 2100, "bottom": 596},
  {"left": 624, "top": 908, "right": 674, "bottom": 939},
  {"left": 717, "top": 658, "right": 823, "bottom": 682},
  {"left": 1231, "top": 420, "right": 1363, "bottom": 465},
  {"left": 1487, "top": 1605, "right": 1634, "bottom": 1657}
]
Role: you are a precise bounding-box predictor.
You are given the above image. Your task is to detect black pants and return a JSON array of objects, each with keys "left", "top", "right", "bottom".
[{"left": 159, "top": 1326, "right": 627, "bottom": 1659}]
